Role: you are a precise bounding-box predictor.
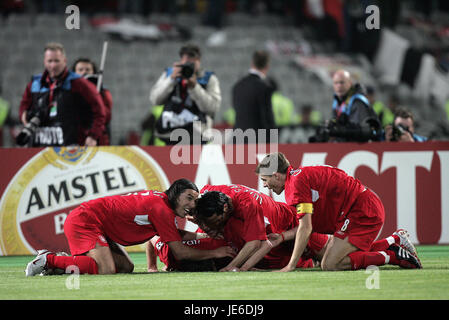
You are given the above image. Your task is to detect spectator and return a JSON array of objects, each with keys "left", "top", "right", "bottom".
[
  {"left": 18, "top": 42, "right": 106, "bottom": 147},
  {"left": 232, "top": 50, "right": 276, "bottom": 143},
  {"left": 298, "top": 104, "right": 322, "bottom": 127},
  {"left": 267, "top": 77, "right": 298, "bottom": 127},
  {"left": 311, "top": 69, "right": 381, "bottom": 143},
  {"left": 149, "top": 43, "right": 221, "bottom": 145},
  {"left": 72, "top": 57, "right": 113, "bottom": 145},
  {"left": 366, "top": 86, "right": 394, "bottom": 128},
  {"left": 223, "top": 77, "right": 301, "bottom": 128},
  {"left": 384, "top": 107, "right": 428, "bottom": 142}
]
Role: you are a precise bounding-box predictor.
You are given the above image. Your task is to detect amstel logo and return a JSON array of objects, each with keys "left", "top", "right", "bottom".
[{"left": 0, "top": 146, "right": 169, "bottom": 255}]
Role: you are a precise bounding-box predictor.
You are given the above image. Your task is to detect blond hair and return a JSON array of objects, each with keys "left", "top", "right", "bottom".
[
  {"left": 255, "top": 152, "right": 290, "bottom": 176},
  {"left": 44, "top": 42, "right": 66, "bottom": 56}
]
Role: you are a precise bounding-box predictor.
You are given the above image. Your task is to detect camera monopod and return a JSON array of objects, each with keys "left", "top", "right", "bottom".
[{"left": 96, "top": 41, "right": 108, "bottom": 93}]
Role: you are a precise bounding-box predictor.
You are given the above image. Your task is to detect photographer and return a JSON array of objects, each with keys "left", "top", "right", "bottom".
[
  {"left": 384, "top": 107, "right": 427, "bottom": 142},
  {"left": 72, "top": 57, "right": 113, "bottom": 145},
  {"left": 149, "top": 44, "right": 221, "bottom": 145},
  {"left": 18, "top": 43, "right": 106, "bottom": 147},
  {"left": 310, "top": 69, "right": 381, "bottom": 143}
]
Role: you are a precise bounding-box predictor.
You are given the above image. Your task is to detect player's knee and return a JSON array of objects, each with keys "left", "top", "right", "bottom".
[
  {"left": 98, "top": 264, "right": 116, "bottom": 274},
  {"left": 320, "top": 259, "right": 339, "bottom": 271},
  {"left": 95, "top": 259, "right": 117, "bottom": 274},
  {"left": 120, "top": 262, "right": 134, "bottom": 273}
]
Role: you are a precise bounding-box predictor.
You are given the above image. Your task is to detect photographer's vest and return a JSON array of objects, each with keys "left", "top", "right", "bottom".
[
  {"left": 155, "top": 68, "right": 213, "bottom": 143},
  {"left": 332, "top": 93, "right": 370, "bottom": 119},
  {"left": 28, "top": 71, "right": 91, "bottom": 146}
]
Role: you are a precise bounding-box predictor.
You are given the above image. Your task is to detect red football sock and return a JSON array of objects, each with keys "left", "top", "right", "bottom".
[
  {"left": 47, "top": 254, "right": 99, "bottom": 274},
  {"left": 370, "top": 235, "right": 400, "bottom": 251},
  {"left": 348, "top": 251, "right": 390, "bottom": 270}
]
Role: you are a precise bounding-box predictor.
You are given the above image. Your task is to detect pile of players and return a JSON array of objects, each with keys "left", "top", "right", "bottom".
[{"left": 25, "top": 152, "right": 422, "bottom": 276}]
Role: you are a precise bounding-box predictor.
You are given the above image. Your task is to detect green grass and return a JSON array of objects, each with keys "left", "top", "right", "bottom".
[{"left": 1, "top": 245, "right": 448, "bottom": 300}]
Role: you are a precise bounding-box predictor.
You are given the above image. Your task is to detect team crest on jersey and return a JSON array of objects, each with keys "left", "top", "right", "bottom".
[
  {"left": 0, "top": 146, "right": 169, "bottom": 256},
  {"left": 289, "top": 168, "right": 302, "bottom": 176}
]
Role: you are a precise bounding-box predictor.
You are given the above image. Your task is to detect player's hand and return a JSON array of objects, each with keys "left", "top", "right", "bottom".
[
  {"left": 147, "top": 267, "right": 158, "bottom": 273},
  {"left": 267, "top": 233, "right": 283, "bottom": 247},
  {"left": 219, "top": 265, "right": 240, "bottom": 272},
  {"left": 214, "top": 246, "right": 236, "bottom": 259},
  {"left": 275, "top": 265, "right": 296, "bottom": 272}
]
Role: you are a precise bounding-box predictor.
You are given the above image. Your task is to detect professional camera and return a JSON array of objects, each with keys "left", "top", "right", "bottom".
[
  {"left": 391, "top": 123, "right": 410, "bottom": 141},
  {"left": 177, "top": 62, "right": 195, "bottom": 79},
  {"left": 84, "top": 74, "right": 102, "bottom": 89},
  {"left": 309, "top": 116, "right": 381, "bottom": 143},
  {"left": 308, "top": 124, "right": 331, "bottom": 143},
  {"left": 16, "top": 99, "right": 48, "bottom": 146}
]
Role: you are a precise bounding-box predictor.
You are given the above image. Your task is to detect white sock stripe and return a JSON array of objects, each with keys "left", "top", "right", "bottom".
[
  {"left": 379, "top": 251, "right": 389, "bottom": 264},
  {"left": 386, "top": 236, "right": 395, "bottom": 246}
]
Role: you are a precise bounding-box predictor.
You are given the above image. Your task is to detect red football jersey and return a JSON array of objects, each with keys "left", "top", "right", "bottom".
[
  {"left": 200, "top": 184, "right": 299, "bottom": 244},
  {"left": 284, "top": 165, "right": 366, "bottom": 234},
  {"left": 80, "top": 190, "right": 182, "bottom": 246},
  {"left": 200, "top": 184, "right": 269, "bottom": 244}
]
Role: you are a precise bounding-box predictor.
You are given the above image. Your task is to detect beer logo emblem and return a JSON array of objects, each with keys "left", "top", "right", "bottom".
[
  {"left": 43, "top": 146, "right": 97, "bottom": 168},
  {"left": 0, "top": 146, "right": 169, "bottom": 255}
]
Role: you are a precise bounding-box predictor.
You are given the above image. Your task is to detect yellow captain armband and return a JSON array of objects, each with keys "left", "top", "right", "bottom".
[{"left": 296, "top": 203, "right": 313, "bottom": 215}]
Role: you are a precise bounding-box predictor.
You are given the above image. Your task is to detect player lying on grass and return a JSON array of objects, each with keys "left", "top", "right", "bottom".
[
  {"left": 147, "top": 234, "right": 234, "bottom": 272},
  {"left": 256, "top": 152, "right": 422, "bottom": 271},
  {"left": 148, "top": 213, "right": 329, "bottom": 272},
  {"left": 191, "top": 184, "right": 331, "bottom": 271},
  {"left": 25, "top": 179, "right": 235, "bottom": 276}
]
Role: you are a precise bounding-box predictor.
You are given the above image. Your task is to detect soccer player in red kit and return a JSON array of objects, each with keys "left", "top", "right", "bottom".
[
  {"left": 256, "top": 152, "right": 422, "bottom": 271},
  {"left": 193, "top": 184, "right": 330, "bottom": 271},
  {"left": 148, "top": 235, "right": 233, "bottom": 272},
  {"left": 25, "top": 179, "right": 235, "bottom": 276}
]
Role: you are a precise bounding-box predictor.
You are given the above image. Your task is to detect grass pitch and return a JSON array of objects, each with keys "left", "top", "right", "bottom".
[{"left": 0, "top": 245, "right": 448, "bottom": 300}]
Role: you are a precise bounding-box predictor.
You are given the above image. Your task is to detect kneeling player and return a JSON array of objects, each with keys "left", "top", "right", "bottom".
[
  {"left": 25, "top": 179, "right": 234, "bottom": 276},
  {"left": 256, "top": 152, "right": 422, "bottom": 272},
  {"left": 193, "top": 185, "right": 331, "bottom": 271}
]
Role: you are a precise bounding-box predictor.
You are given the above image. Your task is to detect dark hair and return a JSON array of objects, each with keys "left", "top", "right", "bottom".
[
  {"left": 71, "top": 57, "right": 98, "bottom": 73},
  {"left": 164, "top": 178, "right": 198, "bottom": 209},
  {"left": 394, "top": 107, "right": 414, "bottom": 122},
  {"left": 194, "top": 191, "right": 229, "bottom": 219},
  {"left": 179, "top": 43, "right": 201, "bottom": 59},
  {"left": 252, "top": 50, "right": 270, "bottom": 70}
]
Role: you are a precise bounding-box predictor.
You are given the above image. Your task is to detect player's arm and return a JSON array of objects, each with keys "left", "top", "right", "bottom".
[
  {"left": 238, "top": 240, "right": 272, "bottom": 271},
  {"left": 219, "top": 240, "right": 262, "bottom": 271},
  {"left": 278, "top": 205, "right": 313, "bottom": 272},
  {"left": 146, "top": 237, "right": 159, "bottom": 272},
  {"left": 239, "top": 227, "right": 299, "bottom": 271},
  {"left": 179, "top": 230, "right": 209, "bottom": 240},
  {"left": 167, "top": 240, "right": 235, "bottom": 261}
]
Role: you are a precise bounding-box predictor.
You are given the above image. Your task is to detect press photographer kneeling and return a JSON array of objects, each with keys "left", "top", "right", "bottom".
[
  {"left": 309, "top": 69, "right": 381, "bottom": 143},
  {"left": 384, "top": 108, "right": 427, "bottom": 142}
]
